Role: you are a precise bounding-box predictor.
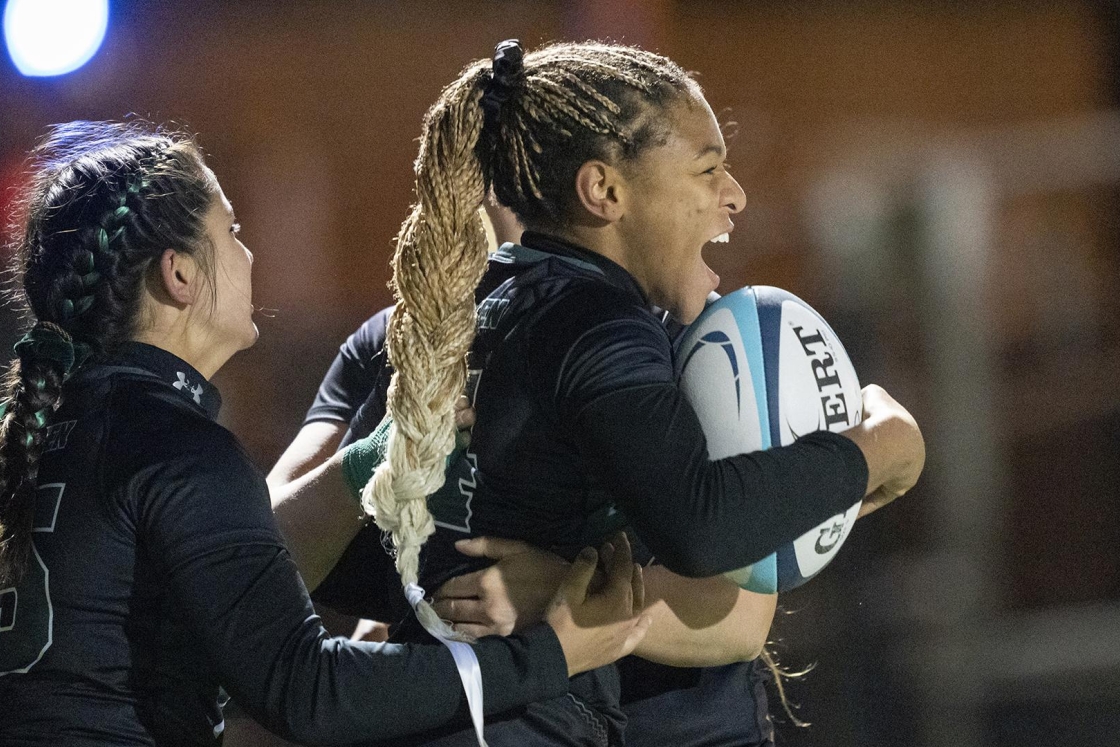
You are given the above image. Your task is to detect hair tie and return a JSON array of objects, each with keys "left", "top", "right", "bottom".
[
  {"left": 480, "top": 39, "right": 524, "bottom": 130},
  {"left": 13, "top": 321, "right": 88, "bottom": 379}
]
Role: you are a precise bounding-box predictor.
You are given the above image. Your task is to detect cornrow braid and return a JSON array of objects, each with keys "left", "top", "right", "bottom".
[
  {"left": 0, "top": 121, "right": 217, "bottom": 583},
  {"left": 486, "top": 42, "right": 694, "bottom": 228},
  {"left": 49, "top": 172, "right": 142, "bottom": 328}
]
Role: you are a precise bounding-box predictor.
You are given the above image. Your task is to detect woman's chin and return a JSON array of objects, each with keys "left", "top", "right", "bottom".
[
  {"left": 243, "top": 324, "right": 260, "bottom": 349},
  {"left": 705, "top": 263, "right": 721, "bottom": 291}
]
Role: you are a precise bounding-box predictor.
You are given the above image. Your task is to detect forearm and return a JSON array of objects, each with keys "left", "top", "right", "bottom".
[
  {"left": 270, "top": 451, "right": 369, "bottom": 592},
  {"left": 578, "top": 385, "right": 867, "bottom": 577},
  {"left": 634, "top": 565, "right": 776, "bottom": 667},
  {"left": 273, "top": 624, "right": 570, "bottom": 744},
  {"left": 267, "top": 420, "right": 346, "bottom": 488},
  {"left": 179, "top": 543, "right": 568, "bottom": 745}
]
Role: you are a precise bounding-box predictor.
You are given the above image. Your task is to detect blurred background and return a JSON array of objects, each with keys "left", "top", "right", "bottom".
[{"left": 2, "top": 1, "right": 1118, "bottom": 745}]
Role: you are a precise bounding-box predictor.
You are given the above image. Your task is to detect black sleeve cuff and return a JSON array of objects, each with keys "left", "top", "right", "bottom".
[
  {"left": 802, "top": 429, "right": 869, "bottom": 506},
  {"left": 475, "top": 622, "right": 569, "bottom": 715}
]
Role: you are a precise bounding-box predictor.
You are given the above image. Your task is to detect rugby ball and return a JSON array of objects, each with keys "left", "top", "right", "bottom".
[{"left": 677, "top": 286, "right": 862, "bottom": 594}]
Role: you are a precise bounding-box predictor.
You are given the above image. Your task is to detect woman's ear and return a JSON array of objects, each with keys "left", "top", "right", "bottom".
[
  {"left": 155, "top": 248, "right": 200, "bottom": 306},
  {"left": 573, "top": 160, "right": 625, "bottom": 224}
]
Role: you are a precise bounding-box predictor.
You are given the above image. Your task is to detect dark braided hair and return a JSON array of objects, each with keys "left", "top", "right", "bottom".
[
  {"left": 0, "top": 121, "right": 218, "bottom": 584},
  {"left": 365, "top": 41, "right": 697, "bottom": 640}
]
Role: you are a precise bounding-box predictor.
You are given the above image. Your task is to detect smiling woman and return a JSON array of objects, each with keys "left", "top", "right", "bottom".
[
  {"left": 346, "top": 39, "right": 925, "bottom": 746},
  {"left": 597, "top": 93, "right": 744, "bottom": 322}
]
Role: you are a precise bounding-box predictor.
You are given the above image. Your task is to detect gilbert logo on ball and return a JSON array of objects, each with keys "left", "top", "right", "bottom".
[{"left": 678, "top": 286, "right": 863, "bottom": 594}]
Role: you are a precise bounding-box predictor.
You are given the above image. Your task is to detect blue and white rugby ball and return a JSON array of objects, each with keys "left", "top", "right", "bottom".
[{"left": 677, "top": 286, "right": 862, "bottom": 594}]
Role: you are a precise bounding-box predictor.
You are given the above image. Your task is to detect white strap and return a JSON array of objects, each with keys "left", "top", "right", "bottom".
[{"left": 405, "top": 583, "right": 487, "bottom": 746}]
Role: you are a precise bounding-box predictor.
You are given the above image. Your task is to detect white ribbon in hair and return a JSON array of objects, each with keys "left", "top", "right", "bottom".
[{"left": 405, "top": 582, "right": 488, "bottom": 747}]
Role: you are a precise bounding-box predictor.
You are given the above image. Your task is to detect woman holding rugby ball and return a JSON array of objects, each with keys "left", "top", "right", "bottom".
[{"left": 270, "top": 39, "right": 924, "bottom": 746}]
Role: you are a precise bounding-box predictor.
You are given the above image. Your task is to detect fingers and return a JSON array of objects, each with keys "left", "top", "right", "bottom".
[
  {"left": 559, "top": 547, "right": 599, "bottom": 606},
  {"left": 430, "top": 597, "right": 489, "bottom": 625},
  {"left": 434, "top": 568, "right": 486, "bottom": 600},
  {"left": 454, "top": 428, "right": 471, "bottom": 451},
  {"left": 604, "top": 532, "right": 634, "bottom": 592},
  {"left": 856, "top": 490, "right": 880, "bottom": 519},
  {"left": 857, "top": 486, "right": 901, "bottom": 518},
  {"left": 453, "top": 535, "right": 535, "bottom": 561},
  {"left": 859, "top": 384, "right": 891, "bottom": 422},
  {"left": 620, "top": 614, "right": 653, "bottom": 658},
  {"left": 847, "top": 384, "right": 925, "bottom": 505},
  {"left": 630, "top": 562, "right": 644, "bottom": 614},
  {"left": 599, "top": 539, "right": 615, "bottom": 566},
  {"left": 547, "top": 540, "right": 652, "bottom": 676},
  {"left": 453, "top": 395, "right": 475, "bottom": 451},
  {"left": 454, "top": 395, "right": 475, "bottom": 430}
]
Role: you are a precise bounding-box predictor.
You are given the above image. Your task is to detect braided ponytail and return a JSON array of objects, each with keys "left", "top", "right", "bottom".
[
  {"left": 364, "top": 61, "right": 493, "bottom": 639},
  {"left": 0, "top": 324, "right": 70, "bottom": 584},
  {"left": 365, "top": 42, "right": 695, "bottom": 638},
  {"left": 0, "top": 121, "right": 217, "bottom": 583}
]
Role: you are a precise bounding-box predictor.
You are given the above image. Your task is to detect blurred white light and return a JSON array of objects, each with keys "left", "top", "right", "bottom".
[{"left": 4, "top": 0, "right": 109, "bottom": 77}]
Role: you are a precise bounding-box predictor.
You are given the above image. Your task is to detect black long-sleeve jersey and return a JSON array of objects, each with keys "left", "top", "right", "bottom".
[
  {"left": 305, "top": 232, "right": 866, "bottom": 746},
  {"left": 306, "top": 305, "right": 777, "bottom": 747},
  {"left": 410, "top": 234, "right": 867, "bottom": 591},
  {"left": 0, "top": 342, "right": 568, "bottom": 746}
]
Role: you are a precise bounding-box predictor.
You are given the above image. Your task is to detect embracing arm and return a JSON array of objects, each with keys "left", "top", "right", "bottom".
[
  {"left": 270, "top": 401, "right": 474, "bottom": 592},
  {"left": 268, "top": 412, "right": 371, "bottom": 593},
  {"left": 267, "top": 309, "right": 392, "bottom": 589},
  {"left": 139, "top": 434, "right": 648, "bottom": 744},
  {"left": 433, "top": 536, "right": 775, "bottom": 668},
  {"left": 576, "top": 382, "right": 869, "bottom": 577},
  {"left": 636, "top": 566, "right": 775, "bottom": 666},
  {"left": 268, "top": 439, "right": 363, "bottom": 596},
  {"left": 269, "top": 444, "right": 370, "bottom": 592},
  {"left": 576, "top": 382, "right": 923, "bottom": 577}
]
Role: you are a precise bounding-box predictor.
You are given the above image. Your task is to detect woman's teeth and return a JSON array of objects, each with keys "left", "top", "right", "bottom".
[{"left": 709, "top": 233, "right": 730, "bottom": 244}]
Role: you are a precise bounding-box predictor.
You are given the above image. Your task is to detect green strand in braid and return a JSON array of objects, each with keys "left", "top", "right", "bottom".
[
  {"left": 70, "top": 174, "right": 142, "bottom": 322},
  {"left": 92, "top": 173, "right": 140, "bottom": 258}
]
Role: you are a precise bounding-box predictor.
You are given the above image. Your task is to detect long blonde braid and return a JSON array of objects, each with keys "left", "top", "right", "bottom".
[
  {"left": 367, "top": 42, "right": 695, "bottom": 640},
  {"left": 362, "top": 61, "right": 492, "bottom": 640}
]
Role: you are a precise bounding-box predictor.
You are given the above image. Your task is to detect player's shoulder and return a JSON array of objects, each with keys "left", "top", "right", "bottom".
[
  {"left": 516, "top": 277, "right": 673, "bottom": 390},
  {"left": 535, "top": 276, "right": 664, "bottom": 340},
  {"left": 101, "top": 374, "right": 242, "bottom": 467}
]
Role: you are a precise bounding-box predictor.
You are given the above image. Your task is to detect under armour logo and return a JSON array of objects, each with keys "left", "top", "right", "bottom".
[{"left": 173, "top": 372, "right": 204, "bottom": 405}]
